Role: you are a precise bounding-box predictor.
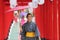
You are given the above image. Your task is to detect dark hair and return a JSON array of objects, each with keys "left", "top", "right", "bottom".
[{"left": 26, "top": 13, "right": 32, "bottom": 18}]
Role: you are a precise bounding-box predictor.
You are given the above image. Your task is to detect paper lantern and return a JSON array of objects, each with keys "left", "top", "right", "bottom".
[
  {"left": 10, "top": 0, "right": 17, "bottom": 8},
  {"left": 28, "top": 2, "right": 33, "bottom": 13},
  {"left": 28, "top": 2, "right": 33, "bottom": 8},
  {"left": 28, "top": 2, "right": 38, "bottom": 8},
  {"left": 32, "top": 0, "right": 38, "bottom": 8},
  {"left": 38, "top": 0, "right": 45, "bottom": 5}
]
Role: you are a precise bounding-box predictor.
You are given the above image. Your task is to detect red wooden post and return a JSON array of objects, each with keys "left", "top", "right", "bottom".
[
  {"left": 4, "top": 5, "right": 13, "bottom": 39},
  {"left": 34, "top": 5, "right": 45, "bottom": 38},
  {"left": 43, "top": 0, "right": 53, "bottom": 40},
  {"left": 58, "top": 0, "right": 60, "bottom": 40},
  {"left": 53, "top": 0, "right": 59, "bottom": 40},
  {"left": 0, "top": 0, "right": 4, "bottom": 40}
]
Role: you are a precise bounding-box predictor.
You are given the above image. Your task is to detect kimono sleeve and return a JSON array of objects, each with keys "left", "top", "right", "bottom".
[
  {"left": 35, "top": 24, "right": 40, "bottom": 37},
  {"left": 21, "top": 24, "right": 26, "bottom": 40}
]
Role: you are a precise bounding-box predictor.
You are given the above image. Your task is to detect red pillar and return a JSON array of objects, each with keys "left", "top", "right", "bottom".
[
  {"left": 4, "top": 5, "right": 13, "bottom": 39},
  {"left": 34, "top": 0, "right": 59, "bottom": 40},
  {"left": 58, "top": 0, "right": 60, "bottom": 40},
  {"left": 34, "top": 5, "right": 45, "bottom": 38},
  {"left": 53, "top": 0, "right": 59, "bottom": 40},
  {"left": 43, "top": 0, "right": 53, "bottom": 40},
  {"left": 0, "top": 0, "right": 4, "bottom": 40}
]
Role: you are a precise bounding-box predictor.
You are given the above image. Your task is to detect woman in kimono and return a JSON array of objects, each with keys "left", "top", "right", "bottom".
[
  {"left": 21, "top": 13, "right": 40, "bottom": 40},
  {"left": 8, "top": 11, "right": 20, "bottom": 40}
]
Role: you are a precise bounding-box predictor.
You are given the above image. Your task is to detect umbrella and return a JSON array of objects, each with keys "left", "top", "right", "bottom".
[{"left": 6, "top": 6, "right": 29, "bottom": 12}]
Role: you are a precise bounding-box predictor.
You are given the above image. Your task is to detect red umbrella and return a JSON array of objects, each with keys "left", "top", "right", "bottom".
[{"left": 6, "top": 6, "right": 29, "bottom": 12}]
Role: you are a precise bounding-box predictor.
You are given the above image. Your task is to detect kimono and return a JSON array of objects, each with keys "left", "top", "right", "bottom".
[
  {"left": 21, "top": 21, "right": 40, "bottom": 40},
  {"left": 20, "top": 18, "right": 26, "bottom": 26},
  {"left": 8, "top": 18, "right": 20, "bottom": 40}
]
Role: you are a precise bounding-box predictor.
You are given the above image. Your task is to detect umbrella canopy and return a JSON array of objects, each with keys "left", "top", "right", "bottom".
[{"left": 6, "top": 6, "right": 29, "bottom": 12}]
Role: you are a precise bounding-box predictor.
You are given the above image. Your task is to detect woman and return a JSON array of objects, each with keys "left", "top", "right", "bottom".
[{"left": 8, "top": 11, "right": 20, "bottom": 40}]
